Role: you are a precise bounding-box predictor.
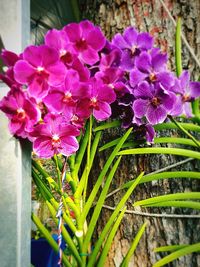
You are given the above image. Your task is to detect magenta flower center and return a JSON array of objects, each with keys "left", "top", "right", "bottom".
[
  {"left": 151, "top": 97, "right": 161, "bottom": 107},
  {"left": 63, "top": 92, "right": 72, "bottom": 103},
  {"left": 16, "top": 108, "right": 26, "bottom": 120},
  {"left": 36, "top": 66, "right": 49, "bottom": 79},
  {"left": 59, "top": 49, "right": 67, "bottom": 57},
  {"left": 52, "top": 134, "right": 61, "bottom": 148},
  {"left": 71, "top": 114, "right": 79, "bottom": 122},
  {"left": 76, "top": 38, "right": 87, "bottom": 51},
  {"left": 90, "top": 97, "right": 98, "bottom": 108},
  {"left": 60, "top": 50, "right": 73, "bottom": 64}
]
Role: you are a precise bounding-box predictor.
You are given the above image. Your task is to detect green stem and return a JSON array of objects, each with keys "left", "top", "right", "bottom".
[
  {"left": 54, "top": 154, "right": 62, "bottom": 189},
  {"left": 83, "top": 116, "right": 93, "bottom": 204}
]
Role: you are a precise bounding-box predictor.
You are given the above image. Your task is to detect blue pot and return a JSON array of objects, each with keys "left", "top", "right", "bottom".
[{"left": 31, "top": 234, "right": 66, "bottom": 267}]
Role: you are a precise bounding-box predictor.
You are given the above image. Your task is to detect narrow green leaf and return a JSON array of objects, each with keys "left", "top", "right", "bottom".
[
  {"left": 169, "top": 116, "right": 200, "bottom": 148},
  {"left": 154, "top": 137, "right": 200, "bottom": 147},
  {"left": 133, "top": 192, "right": 200, "bottom": 207},
  {"left": 118, "top": 147, "right": 200, "bottom": 160},
  {"left": 82, "top": 156, "right": 122, "bottom": 254},
  {"left": 97, "top": 207, "right": 127, "bottom": 267},
  {"left": 32, "top": 168, "right": 53, "bottom": 200},
  {"left": 192, "top": 99, "right": 200, "bottom": 121},
  {"left": 69, "top": 0, "right": 80, "bottom": 22},
  {"left": 74, "top": 131, "right": 102, "bottom": 200},
  {"left": 72, "top": 122, "right": 90, "bottom": 178},
  {"left": 31, "top": 213, "right": 72, "bottom": 267},
  {"left": 122, "top": 171, "right": 200, "bottom": 189},
  {"left": 145, "top": 200, "right": 200, "bottom": 210},
  {"left": 94, "top": 120, "right": 121, "bottom": 132},
  {"left": 154, "top": 122, "right": 200, "bottom": 132},
  {"left": 121, "top": 222, "right": 147, "bottom": 267},
  {"left": 154, "top": 244, "right": 192, "bottom": 253},
  {"left": 99, "top": 137, "right": 121, "bottom": 151},
  {"left": 87, "top": 172, "right": 144, "bottom": 267},
  {"left": 80, "top": 127, "right": 133, "bottom": 224},
  {"left": 175, "top": 17, "right": 182, "bottom": 76},
  {"left": 153, "top": 242, "right": 200, "bottom": 267}
]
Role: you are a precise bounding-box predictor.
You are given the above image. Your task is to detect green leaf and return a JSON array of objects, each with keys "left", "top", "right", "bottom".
[
  {"left": 31, "top": 213, "right": 72, "bottom": 267},
  {"left": 175, "top": 17, "right": 182, "bottom": 76},
  {"left": 154, "top": 122, "right": 200, "bottom": 132},
  {"left": 144, "top": 200, "right": 200, "bottom": 210},
  {"left": 154, "top": 244, "right": 199, "bottom": 253},
  {"left": 82, "top": 156, "right": 122, "bottom": 254},
  {"left": 154, "top": 137, "right": 200, "bottom": 147},
  {"left": 168, "top": 116, "right": 200, "bottom": 148},
  {"left": 80, "top": 127, "right": 133, "bottom": 224},
  {"left": 133, "top": 192, "right": 200, "bottom": 207},
  {"left": 72, "top": 122, "right": 90, "bottom": 179},
  {"left": 122, "top": 171, "right": 200, "bottom": 189},
  {"left": 192, "top": 99, "right": 200, "bottom": 121},
  {"left": 121, "top": 222, "right": 147, "bottom": 267},
  {"left": 93, "top": 120, "right": 121, "bottom": 132},
  {"left": 74, "top": 131, "right": 102, "bottom": 200},
  {"left": 153, "top": 242, "right": 200, "bottom": 267},
  {"left": 118, "top": 147, "right": 200, "bottom": 160},
  {"left": 87, "top": 172, "right": 144, "bottom": 267},
  {"left": 97, "top": 207, "right": 127, "bottom": 267}
]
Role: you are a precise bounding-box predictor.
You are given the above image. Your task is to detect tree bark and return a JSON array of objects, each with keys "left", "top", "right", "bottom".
[{"left": 80, "top": 1, "right": 200, "bottom": 266}]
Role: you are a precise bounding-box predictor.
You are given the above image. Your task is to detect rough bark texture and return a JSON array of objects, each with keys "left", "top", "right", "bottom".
[{"left": 79, "top": 1, "right": 200, "bottom": 266}]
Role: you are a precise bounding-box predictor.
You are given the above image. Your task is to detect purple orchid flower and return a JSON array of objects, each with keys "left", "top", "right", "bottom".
[
  {"left": 112, "top": 26, "right": 153, "bottom": 71},
  {"left": 64, "top": 20, "right": 106, "bottom": 65},
  {"left": 0, "top": 89, "right": 40, "bottom": 138},
  {"left": 133, "top": 81, "right": 176, "bottom": 125},
  {"left": 13, "top": 45, "right": 67, "bottom": 100},
  {"left": 30, "top": 113, "right": 80, "bottom": 158},
  {"left": 130, "top": 49, "right": 174, "bottom": 90},
  {"left": 99, "top": 48, "right": 122, "bottom": 70},
  {"left": 170, "top": 71, "right": 200, "bottom": 117}
]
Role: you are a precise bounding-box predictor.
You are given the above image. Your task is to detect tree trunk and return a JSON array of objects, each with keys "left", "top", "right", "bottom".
[{"left": 79, "top": 1, "right": 200, "bottom": 266}]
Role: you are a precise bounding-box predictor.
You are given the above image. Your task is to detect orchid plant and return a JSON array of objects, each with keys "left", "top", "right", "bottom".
[{"left": 0, "top": 18, "right": 200, "bottom": 266}]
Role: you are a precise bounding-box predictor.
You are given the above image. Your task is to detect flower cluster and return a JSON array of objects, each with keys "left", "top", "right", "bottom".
[
  {"left": 110, "top": 27, "right": 200, "bottom": 141},
  {"left": 0, "top": 20, "right": 200, "bottom": 157}
]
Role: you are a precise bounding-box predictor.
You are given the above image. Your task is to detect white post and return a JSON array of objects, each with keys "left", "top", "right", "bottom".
[{"left": 0, "top": 1, "right": 31, "bottom": 267}]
